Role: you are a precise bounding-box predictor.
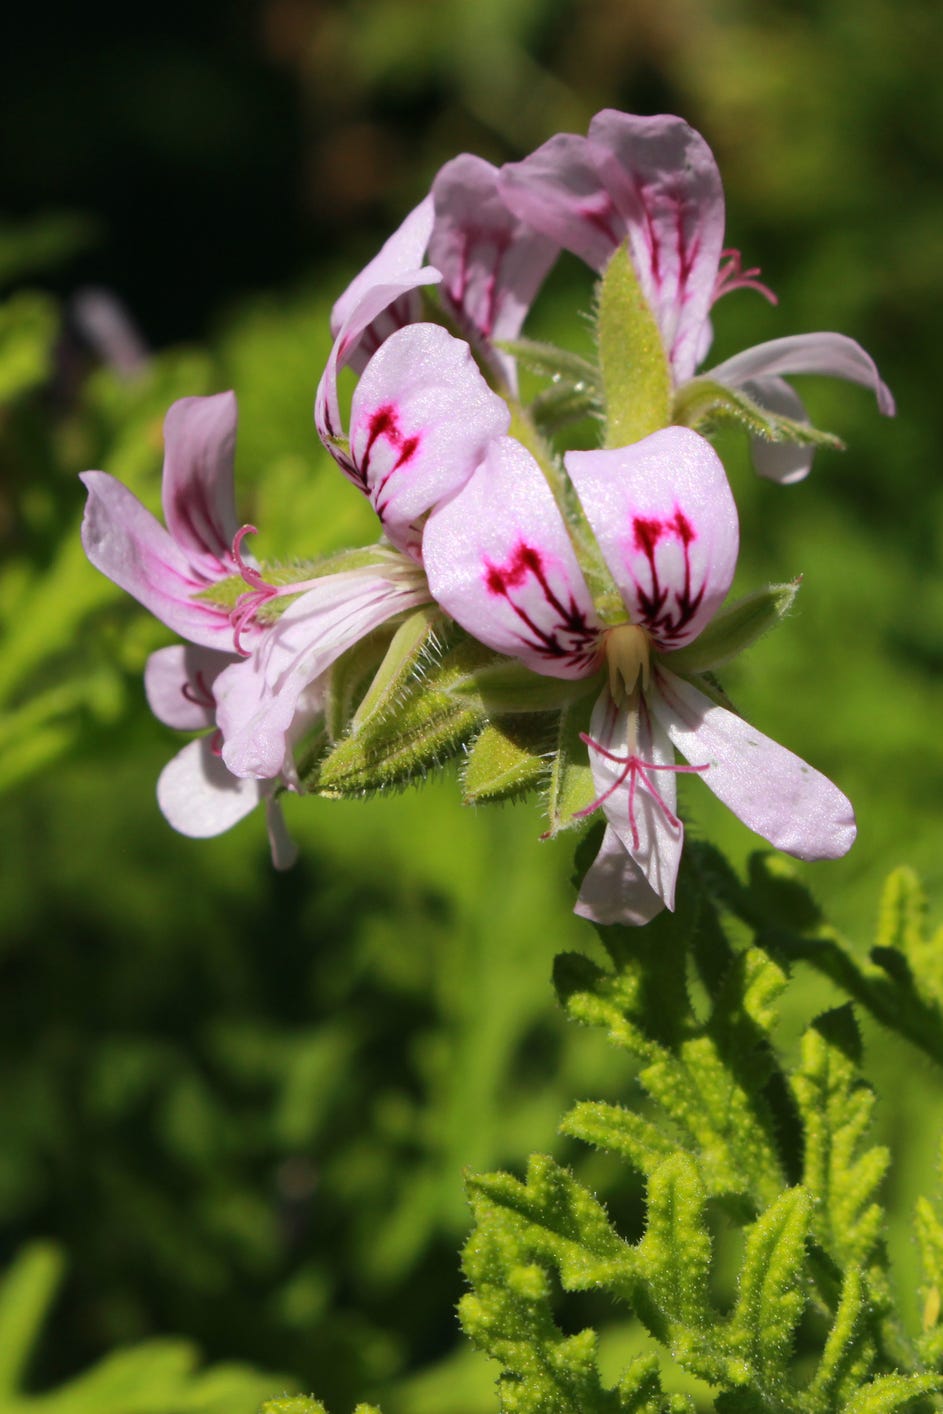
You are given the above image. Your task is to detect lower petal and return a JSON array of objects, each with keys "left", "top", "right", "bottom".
[
  {"left": 157, "top": 737, "right": 264, "bottom": 838},
  {"left": 652, "top": 667, "right": 856, "bottom": 860},
  {"left": 574, "top": 824, "right": 666, "bottom": 926}
]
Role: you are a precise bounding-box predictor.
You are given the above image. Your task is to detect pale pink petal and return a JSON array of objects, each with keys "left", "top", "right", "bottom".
[
  {"left": 586, "top": 111, "right": 725, "bottom": 382},
  {"left": 315, "top": 268, "right": 442, "bottom": 458},
  {"left": 707, "top": 332, "right": 896, "bottom": 416},
  {"left": 330, "top": 195, "right": 435, "bottom": 340},
  {"left": 160, "top": 393, "right": 240, "bottom": 575},
  {"left": 429, "top": 154, "right": 557, "bottom": 389},
  {"left": 574, "top": 824, "right": 666, "bottom": 926},
  {"left": 652, "top": 667, "right": 857, "bottom": 860},
  {"left": 217, "top": 563, "right": 430, "bottom": 779},
  {"left": 584, "top": 688, "right": 683, "bottom": 911},
  {"left": 500, "top": 113, "right": 725, "bottom": 382},
  {"left": 739, "top": 375, "right": 815, "bottom": 484},
  {"left": 499, "top": 131, "right": 623, "bottom": 270},
  {"left": 80, "top": 472, "right": 234, "bottom": 650},
  {"left": 144, "top": 645, "right": 233, "bottom": 730},
  {"left": 565, "top": 427, "right": 738, "bottom": 651},
  {"left": 157, "top": 737, "right": 265, "bottom": 838},
  {"left": 348, "top": 323, "right": 510, "bottom": 554},
  {"left": 422, "top": 436, "right": 603, "bottom": 679}
]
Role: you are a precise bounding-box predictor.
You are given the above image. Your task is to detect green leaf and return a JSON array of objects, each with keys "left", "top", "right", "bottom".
[
  {"left": 667, "top": 582, "right": 801, "bottom": 676},
  {"left": 838, "top": 1372, "right": 943, "bottom": 1414},
  {"left": 637, "top": 1155, "right": 712, "bottom": 1333},
  {"left": 790, "top": 1008, "right": 889, "bottom": 1267},
  {"left": 0, "top": 1242, "right": 64, "bottom": 1393},
  {"left": 0, "top": 291, "right": 59, "bottom": 403},
  {"left": 596, "top": 246, "right": 672, "bottom": 445},
  {"left": 462, "top": 717, "right": 553, "bottom": 804},
  {"left": 727, "top": 1188, "right": 811, "bottom": 1387},
  {"left": 806, "top": 1267, "right": 875, "bottom": 1411}
]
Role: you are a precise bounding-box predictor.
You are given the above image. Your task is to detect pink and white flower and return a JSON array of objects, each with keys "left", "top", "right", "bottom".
[
  {"left": 498, "top": 110, "right": 894, "bottom": 481},
  {"left": 422, "top": 425, "right": 855, "bottom": 925}
]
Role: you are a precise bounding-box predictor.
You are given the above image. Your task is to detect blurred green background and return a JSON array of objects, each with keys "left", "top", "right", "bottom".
[{"left": 2, "top": 1, "right": 943, "bottom": 1410}]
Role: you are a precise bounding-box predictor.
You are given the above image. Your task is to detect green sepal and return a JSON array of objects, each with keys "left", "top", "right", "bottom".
[
  {"left": 674, "top": 377, "right": 845, "bottom": 452},
  {"left": 196, "top": 544, "right": 402, "bottom": 616},
  {"left": 324, "top": 627, "right": 393, "bottom": 744},
  {"left": 349, "top": 605, "right": 443, "bottom": 735},
  {"left": 448, "top": 657, "right": 600, "bottom": 715},
  {"left": 462, "top": 715, "right": 555, "bottom": 804},
  {"left": 596, "top": 244, "right": 672, "bottom": 446},
  {"left": 305, "top": 631, "right": 491, "bottom": 797},
  {"left": 544, "top": 700, "right": 597, "bottom": 837},
  {"left": 497, "top": 336, "right": 602, "bottom": 393},
  {"left": 667, "top": 582, "right": 801, "bottom": 676}
]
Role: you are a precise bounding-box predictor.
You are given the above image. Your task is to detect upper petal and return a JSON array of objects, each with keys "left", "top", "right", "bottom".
[
  {"left": 329, "top": 195, "right": 435, "bottom": 340},
  {"left": 348, "top": 323, "right": 510, "bottom": 554},
  {"left": 500, "top": 112, "right": 726, "bottom": 382},
  {"left": 422, "top": 436, "right": 603, "bottom": 679},
  {"left": 430, "top": 153, "right": 558, "bottom": 388},
  {"left": 160, "top": 393, "right": 240, "bottom": 576},
  {"left": 565, "top": 427, "right": 739, "bottom": 651},
  {"left": 706, "top": 332, "right": 896, "bottom": 416},
  {"left": 500, "top": 131, "right": 627, "bottom": 271},
  {"left": 652, "top": 666, "right": 857, "bottom": 860},
  {"left": 217, "top": 563, "right": 430, "bottom": 779},
  {"left": 586, "top": 111, "right": 726, "bottom": 382},
  {"left": 315, "top": 268, "right": 442, "bottom": 456},
  {"left": 80, "top": 471, "right": 235, "bottom": 649}
]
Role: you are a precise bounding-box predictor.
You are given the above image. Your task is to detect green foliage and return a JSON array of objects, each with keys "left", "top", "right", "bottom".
[
  {"left": 0, "top": 1244, "right": 278, "bottom": 1414},
  {"left": 459, "top": 856, "right": 943, "bottom": 1412}
]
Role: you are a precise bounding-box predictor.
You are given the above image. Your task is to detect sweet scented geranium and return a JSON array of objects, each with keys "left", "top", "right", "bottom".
[{"left": 81, "top": 109, "right": 890, "bottom": 924}]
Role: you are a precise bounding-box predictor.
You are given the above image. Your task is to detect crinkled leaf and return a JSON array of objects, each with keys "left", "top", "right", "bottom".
[{"left": 727, "top": 1187, "right": 811, "bottom": 1386}]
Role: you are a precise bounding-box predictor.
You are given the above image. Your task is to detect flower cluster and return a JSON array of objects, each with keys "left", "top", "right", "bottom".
[{"left": 81, "top": 110, "right": 892, "bottom": 926}]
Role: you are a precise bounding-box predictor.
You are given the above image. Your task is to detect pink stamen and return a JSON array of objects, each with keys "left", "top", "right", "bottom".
[
  {"left": 576, "top": 730, "right": 708, "bottom": 852},
  {"left": 713, "top": 248, "right": 778, "bottom": 306},
  {"left": 230, "top": 525, "right": 279, "bottom": 657}
]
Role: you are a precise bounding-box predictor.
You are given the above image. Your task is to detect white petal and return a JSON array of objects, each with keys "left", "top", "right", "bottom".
[
  {"left": 144, "top": 645, "right": 233, "bottom": 730},
  {"left": 652, "top": 667, "right": 857, "bottom": 860},
  {"left": 585, "top": 688, "right": 683, "bottom": 911},
  {"left": 157, "top": 737, "right": 264, "bottom": 837},
  {"left": 423, "top": 436, "right": 602, "bottom": 679},
  {"left": 706, "top": 332, "right": 895, "bottom": 416},
  {"left": 566, "top": 427, "right": 739, "bottom": 651},
  {"left": 574, "top": 824, "right": 666, "bottom": 926}
]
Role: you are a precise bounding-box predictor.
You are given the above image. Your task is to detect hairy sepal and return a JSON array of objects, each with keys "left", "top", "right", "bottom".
[
  {"left": 674, "top": 377, "right": 845, "bottom": 452},
  {"left": 596, "top": 245, "right": 672, "bottom": 447},
  {"left": 305, "top": 630, "right": 491, "bottom": 797},
  {"left": 668, "top": 582, "right": 800, "bottom": 676},
  {"left": 462, "top": 716, "right": 554, "bottom": 805},
  {"left": 544, "top": 701, "right": 597, "bottom": 837},
  {"left": 448, "top": 658, "right": 599, "bottom": 715}
]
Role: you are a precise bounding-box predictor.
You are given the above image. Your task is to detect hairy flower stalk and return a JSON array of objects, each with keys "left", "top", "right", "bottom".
[{"left": 81, "top": 107, "right": 888, "bottom": 923}]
